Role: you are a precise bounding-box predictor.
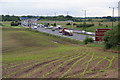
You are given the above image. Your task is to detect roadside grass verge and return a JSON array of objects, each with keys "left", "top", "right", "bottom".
[{"left": 27, "top": 28, "right": 84, "bottom": 45}]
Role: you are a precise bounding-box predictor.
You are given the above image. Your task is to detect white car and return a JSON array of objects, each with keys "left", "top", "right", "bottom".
[
  {"left": 47, "top": 26, "right": 54, "bottom": 29},
  {"left": 33, "top": 26, "right": 37, "bottom": 29},
  {"left": 86, "top": 32, "right": 93, "bottom": 35},
  {"left": 82, "top": 30, "right": 86, "bottom": 33},
  {"left": 56, "top": 25, "right": 62, "bottom": 29}
]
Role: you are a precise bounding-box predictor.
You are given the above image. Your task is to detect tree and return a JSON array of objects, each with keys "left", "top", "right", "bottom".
[
  {"left": 104, "top": 24, "right": 120, "bottom": 49},
  {"left": 87, "top": 19, "right": 92, "bottom": 21},
  {"left": 65, "top": 15, "right": 73, "bottom": 19},
  {"left": 58, "top": 15, "right": 64, "bottom": 18},
  {"left": 2, "top": 15, "right": 20, "bottom": 21}
]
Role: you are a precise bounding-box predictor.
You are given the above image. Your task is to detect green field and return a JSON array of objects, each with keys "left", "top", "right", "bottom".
[
  {"left": 38, "top": 21, "right": 118, "bottom": 32},
  {"left": 2, "top": 23, "right": 119, "bottom": 78}
]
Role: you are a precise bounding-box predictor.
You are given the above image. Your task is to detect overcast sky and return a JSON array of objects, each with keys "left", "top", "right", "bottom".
[{"left": 0, "top": 0, "right": 119, "bottom": 17}]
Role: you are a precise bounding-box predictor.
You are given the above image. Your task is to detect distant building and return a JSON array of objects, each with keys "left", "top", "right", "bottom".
[{"left": 20, "top": 17, "right": 28, "bottom": 20}]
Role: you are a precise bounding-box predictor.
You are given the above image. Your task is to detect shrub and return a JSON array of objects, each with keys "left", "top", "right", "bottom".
[
  {"left": 11, "top": 21, "right": 18, "bottom": 26},
  {"left": 73, "top": 23, "right": 77, "bottom": 25},
  {"left": 98, "top": 22, "right": 103, "bottom": 26},
  {"left": 11, "top": 21, "right": 15, "bottom": 26},
  {"left": 76, "top": 24, "right": 94, "bottom": 28},
  {"left": 52, "top": 23, "right": 56, "bottom": 26},
  {"left": 66, "top": 23, "right": 71, "bottom": 25},
  {"left": 104, "top": 25, "right": 120, "bottom": 49},
  {"left": 83, "top": 37, "right": 94, "bottom": 44},
  {"left": 0, "top": 23, "right": 3, "bottom": 26}
]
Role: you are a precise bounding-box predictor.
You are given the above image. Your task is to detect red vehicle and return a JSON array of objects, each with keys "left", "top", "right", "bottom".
[{"left": 62, "top": 28, "right": 73, "bottom": 36}]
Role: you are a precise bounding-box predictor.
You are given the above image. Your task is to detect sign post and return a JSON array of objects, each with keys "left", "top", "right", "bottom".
[{"left": 95, "top": 28, "right": 111, "bottom": 41}]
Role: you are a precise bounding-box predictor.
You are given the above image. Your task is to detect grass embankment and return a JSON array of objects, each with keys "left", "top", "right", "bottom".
[
  {"left": 2, "top": 23, "right": 119, "bottom": 78},
  {"left": 3, "top": 28, "right": 79, "bottom": 63}
]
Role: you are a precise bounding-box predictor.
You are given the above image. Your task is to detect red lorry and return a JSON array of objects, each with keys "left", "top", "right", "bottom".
[{"left": 62, "top": 28, "right": 73, "bottom": 36}]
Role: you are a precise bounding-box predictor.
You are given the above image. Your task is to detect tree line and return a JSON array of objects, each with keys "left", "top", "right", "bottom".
[
  {"left": 1, "top": 15, "right": 119, "bottom": 22},
  {"left": 1, "top": 15, "right": 20, "bottom": 21}
]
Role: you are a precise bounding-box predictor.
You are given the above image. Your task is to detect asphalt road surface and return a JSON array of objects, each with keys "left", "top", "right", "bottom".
[{"left": 36, "top": 27, "right": 94, "bottom": 41}]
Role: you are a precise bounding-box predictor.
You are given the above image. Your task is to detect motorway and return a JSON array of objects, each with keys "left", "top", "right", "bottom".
[
  {"left": 33, "top": 26, "right": 94, "bottom": 41},
  {"left": 22, "top": 20, "right": 95, "bottom": 41}
]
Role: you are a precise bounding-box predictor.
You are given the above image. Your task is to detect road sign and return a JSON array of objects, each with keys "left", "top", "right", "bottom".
[{"left": 95, "top": 28, "right": 111, "bottom": 41}]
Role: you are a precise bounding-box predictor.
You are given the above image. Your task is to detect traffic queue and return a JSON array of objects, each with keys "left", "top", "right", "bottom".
[{"left": 32, "top": 23, "right": 74, "bottom": 36}]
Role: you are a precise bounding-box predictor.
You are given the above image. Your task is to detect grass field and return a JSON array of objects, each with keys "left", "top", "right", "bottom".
[
  {"left": 2, "top": 24, "right": 119, "bottom": 78},
  {"left": 38, "top": 21, "right": 118, "bottom": 32}
]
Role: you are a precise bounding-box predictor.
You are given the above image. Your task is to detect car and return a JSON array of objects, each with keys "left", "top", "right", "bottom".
[
  {"left": 44, "top": 23, "right": 49, "bottom": 27},
  {"left": 55, "top": 25, "right": 62, "bottom": 30},
  {"left": 33, "top": 26, "right": 37, "bottom": 29},
  {"left": 44, "top": 27, "right": 48, "bottom": 29},
  {"left": 52, "top": 27, "right": 56, "bottom": 31},
  {"left": 47, "top": 26, "right": 54, "bottom": 29},
  {"left": 59, "top": 29, "right": 62, "bottom": 33},
  {"left": 82, "top": 30, "right": 86, "bottom": 33}
]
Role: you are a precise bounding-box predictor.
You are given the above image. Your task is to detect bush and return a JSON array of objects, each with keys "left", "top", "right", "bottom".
[
  {"left": 66, "top": 23, "right": 71, "bottom": 25},
  {"left": 0, "top": 23, "right": 3, "bottom": 26},
  {"left": 73, "top": 23, "right": 77, "bottom": 25},
  {"left": 76, "top": 24, "right": 94, "bottom": 28},
  {"left": 11, "top": 22, "right": 14, "bottom": 26},
  {"left": 83, "top": 37, "right": 94, "bottom": 44},
  {"left": 11, "top": 21, "right": 19, "bottom": 26},
  {"left": 104, "top": 25, "right": 120, "bottom": 49},
  {"left": 98, "top": 22, "right": 103, "bottom": 26},
  {"left": 52, "top": 23, "right": 56, "bottom": 26}
]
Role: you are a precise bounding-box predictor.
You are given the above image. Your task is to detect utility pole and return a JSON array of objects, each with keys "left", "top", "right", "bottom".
[
  {"left": 109, "top": 7, "right": 118, "bottom": 28},
  {"left": 109, "top": 7, "right": 115, "bottom": 28},
  {"left": 67, "top": 11, "right": 69, "bottom": 16},
  {"left": 82, "top": 10, "right": 87, "bottom": 31},
  {"left": 55, "top": 13, "right": 57, "bottom": 26}
]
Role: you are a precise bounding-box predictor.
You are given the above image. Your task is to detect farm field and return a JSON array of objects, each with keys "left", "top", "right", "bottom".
[
  {"left": 2, "top": 26, "right": 119, "bottom": 78},
  {"left": 37, "top": 21, "right": 118, "bottom": 32}
]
